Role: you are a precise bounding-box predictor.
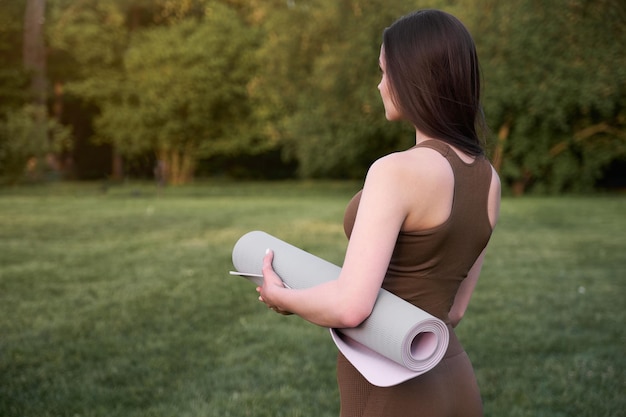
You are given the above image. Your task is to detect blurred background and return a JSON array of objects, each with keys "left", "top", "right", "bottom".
[
  {"left": 2, "top": 0, "right": 625, "bottom": 193},
  {"left": 2, "top": 2, "right": 625, "bottom": 416}
]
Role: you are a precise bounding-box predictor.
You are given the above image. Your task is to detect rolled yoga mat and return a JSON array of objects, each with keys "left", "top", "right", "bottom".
[{"left": 231, "top": 230, "right": 449, "bottom": 387}]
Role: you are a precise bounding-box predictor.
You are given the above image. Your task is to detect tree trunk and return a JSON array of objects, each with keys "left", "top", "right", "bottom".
[
  {"left": 107, "top": 4, "right": 145, "bottom": 182},
  {"left": 492, "top": 119, "right": 510, "bottom": 173},
  {"left": 23, "top": 0, "right": 57, "bottom": 176},
  {"left": 512, "top": 170, "right": 532, "bottom": 197},
  {"left": 158, "top": 146, "right": 196, "bottom": 185},
  {"left": 23, "top": 0, "right": 47, "bottom": 108},
  {"left": 53, "top": 80, "right": 74, "bottom": 178},
  {"left": 111, "top": 149, "right": 124, "bottom": 181}
]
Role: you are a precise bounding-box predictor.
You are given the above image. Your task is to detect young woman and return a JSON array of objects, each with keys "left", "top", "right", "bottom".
[{"left": 257, "top": 9, "right": 500, "bottom": 417}]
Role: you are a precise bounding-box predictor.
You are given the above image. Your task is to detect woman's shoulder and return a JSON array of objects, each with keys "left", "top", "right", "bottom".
[
  {"left": 362, "top": 147, "right": 456, "bottom": 231},
  {"left": 369, "top": 146, "right": 453, "bottom": 184},
  {"left": 362, "top": 147, "right": 455, "bottom": 218}
]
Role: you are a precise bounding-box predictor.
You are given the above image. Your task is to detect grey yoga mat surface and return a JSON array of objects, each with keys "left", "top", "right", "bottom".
[{"left": 231, "top": 231, "right": 449, "bottom": 387}]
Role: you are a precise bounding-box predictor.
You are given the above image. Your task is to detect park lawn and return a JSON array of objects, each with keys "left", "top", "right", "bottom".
[{"left": 0, "top": 181, "right": 624, "bottom": 417}]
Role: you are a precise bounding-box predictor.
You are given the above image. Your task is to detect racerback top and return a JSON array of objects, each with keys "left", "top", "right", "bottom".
[{"left": 343, "top": 140, "right": 494, "bottom": 324}]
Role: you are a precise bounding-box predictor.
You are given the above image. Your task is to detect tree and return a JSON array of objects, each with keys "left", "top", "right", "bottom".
[
  {"left": 461, "top": 0, "right": 626, "bottom": 194},
  {"left": 0, "top": 0, "right": 72, "bottom": 183},
  {"left": 91, "top": 5, "right": 257, "bottom": 184},
  {"left": 47, "top": 0, "right": 144, "bottom": 180},
  {"left": 0, "top": 0, "right": 28, "bottom": 115},
  {"left": 22, "top": 0, "right": 56, "bottom": 177},
  {"left": 47, "top": 0, "right": 261, "bottom": 184},
  {"left": 251, "top": 0, "right": 425, "bottom": 178},
  {"left": 0, "top": 105, "right": 72, "bottom": 184},
  {"left": 24, "top": 0, "right": 626, "bottom": 188},
  {"left": 23, "top": 0, "right": 47, "bottom": 104}
]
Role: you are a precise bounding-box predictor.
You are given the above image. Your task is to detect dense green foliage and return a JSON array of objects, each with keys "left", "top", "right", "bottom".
[
  {"left": 0, "top": 182, "right": 624, "bottom": 416},
  {"left": 0, "top": 104, "right": 72, "bottom": 184},
  {"left": 466, "top": 0, "right": 626, "bottom": 194},
  {"left": 1, "top": 0, "right": 624, "bottom": 192}
]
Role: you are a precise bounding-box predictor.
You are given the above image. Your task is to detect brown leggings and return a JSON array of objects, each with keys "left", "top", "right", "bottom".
[{"left": 336, "top": 331, "right": 483, "bottom": 417}]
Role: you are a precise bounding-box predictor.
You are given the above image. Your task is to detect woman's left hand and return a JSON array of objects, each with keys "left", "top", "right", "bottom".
[{"left": 257, "top": 249, "right": 293, "bottom": 315}]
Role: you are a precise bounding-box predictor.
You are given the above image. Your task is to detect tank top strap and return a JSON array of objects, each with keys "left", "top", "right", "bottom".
[{"left": 413, "top": 139, "right": 453, "bottom": 159}]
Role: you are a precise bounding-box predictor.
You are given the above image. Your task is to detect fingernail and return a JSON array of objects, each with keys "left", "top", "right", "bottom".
[{"left": 265, "top": 248, "right": 270, "bottom": 255}]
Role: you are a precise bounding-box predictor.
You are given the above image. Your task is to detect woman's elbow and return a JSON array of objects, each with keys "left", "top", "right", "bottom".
[
  {"left": 336, "top": 304, "right": 372, "bottom": 328},
  {"left": 448, "top": 310, "right": 464, "bottom": 328}
]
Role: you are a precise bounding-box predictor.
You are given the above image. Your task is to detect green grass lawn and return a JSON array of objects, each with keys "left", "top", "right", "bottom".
[{"left": 0, "top": 181, "right": 624, "bottom": 417}]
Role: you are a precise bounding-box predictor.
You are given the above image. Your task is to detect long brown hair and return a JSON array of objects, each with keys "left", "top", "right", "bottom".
[{"left": 383, "top": 9, "right": 485, "bottom": 156}]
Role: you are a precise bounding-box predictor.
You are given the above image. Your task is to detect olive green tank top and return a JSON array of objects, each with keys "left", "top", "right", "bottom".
[{"left": 343, "top": 140, "right": 494, "bottom": 324}]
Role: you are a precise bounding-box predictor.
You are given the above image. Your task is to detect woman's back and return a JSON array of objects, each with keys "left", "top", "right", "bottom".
[{"left": 338, "top": 139, "right": 496, "bottom": 417}]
